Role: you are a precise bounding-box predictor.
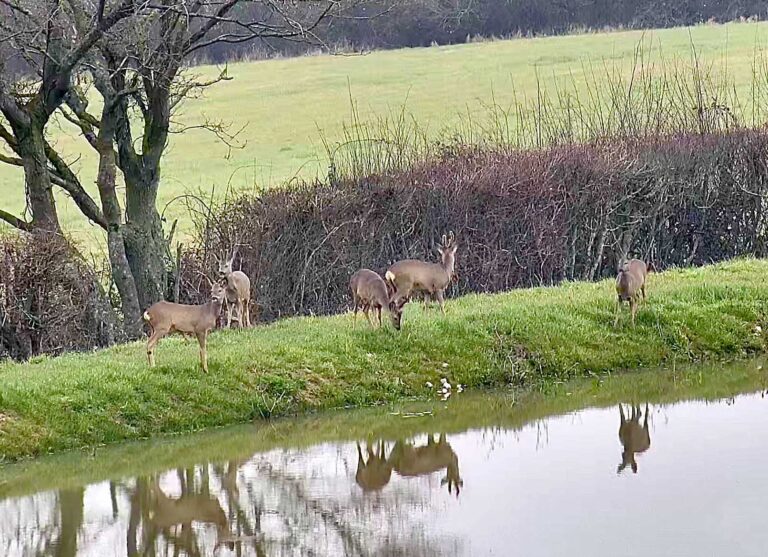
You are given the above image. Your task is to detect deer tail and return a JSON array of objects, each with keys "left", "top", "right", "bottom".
[
  {"left": 143, "top": 311, "right": 151, "bottom": 322},
  {"left": 384, "top": 270, "right": 397, "bottom": 296}
]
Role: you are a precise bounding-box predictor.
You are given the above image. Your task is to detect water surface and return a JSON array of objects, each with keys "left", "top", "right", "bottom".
[{"left": 1, "top": 360, "right": 767, "bottom": 556}]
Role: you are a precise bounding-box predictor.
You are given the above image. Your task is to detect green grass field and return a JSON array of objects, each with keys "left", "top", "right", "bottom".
[
  {"left": 0, "top": 21, "right": 766, "bottom": 248},
  {"left": 0, "top": 258, "right": 766, "bottom": 461}
]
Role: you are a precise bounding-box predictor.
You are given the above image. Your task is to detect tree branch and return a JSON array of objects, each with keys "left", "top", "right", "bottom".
[{"left": 0, "top": 208, "right": 31, "bottom": 231}]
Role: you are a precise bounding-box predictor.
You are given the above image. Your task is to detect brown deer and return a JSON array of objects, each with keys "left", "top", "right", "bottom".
[
  {"left": 614, "top": 258, "right": 654, "bottom": 327},
  {"left": 143, "top": 282, "right": 226, "bottom": 372},
  {"left": 144, "top": 479, "right": 234, "bottom": 554},
  {"left": 350, "top": 268, "right": 405, "bottom": 330},
  {"left": 385, "top": 231, "right": 458, "bottom": 315},
  {"left": 218, "top": 251, "right": 252, "bottom": 328},
  {"left": 355, "top": 440, "right": 393, "bottom": 492},
  {"left": 388, "top": 433, "right": 463, "bottom": 497},
  {"left": 617, "top": 403, "right": 651, "bottom": 474}
]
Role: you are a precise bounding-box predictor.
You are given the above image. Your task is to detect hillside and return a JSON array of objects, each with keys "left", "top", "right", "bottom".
[{"left": 0, "top": 21, "right": 766, "bottom": 246}]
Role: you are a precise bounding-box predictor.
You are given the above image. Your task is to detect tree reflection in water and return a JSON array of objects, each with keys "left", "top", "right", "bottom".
[{"left": 0, "top": 438, "right": 463, "bottom": 556}]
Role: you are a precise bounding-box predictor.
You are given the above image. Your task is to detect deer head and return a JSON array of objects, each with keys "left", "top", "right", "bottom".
[
  {"left": 388, "top": 296, "right": 407, "bottom": 330},
  {"left": 217, "top": 251, "right": 237, "bottom": 278},
  {"left": 437, "top": 231, "right": 458, "bottom": 278}
]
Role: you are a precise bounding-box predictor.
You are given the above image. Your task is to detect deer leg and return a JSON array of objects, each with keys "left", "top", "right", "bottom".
[
  {"left": 641, "top": 283, "right": 647, "bottom": 303},
  {"left": 235, "top": 301, "right": 244, "bottom": 328},
  {"left": 243, "top": 299, "right": 251, "bottom": 328},
  {"left": 353, "top": 299, "right": 359, "bottom": 326},
  {"left": 147, "top": 329, "right": 167, "bottom": 368},
  {"left": 436, "top": 290, "right": 446, "bottom": 315},
  {"left": 226, "top": 301, "right": 233, "bottom": 329},
  {"left": 377, "top": 306, "right": 382, "bottom": 328},
  {"left": 197, "top": 331, "right": 208, "bottom": 372},
  {"left": 613, "top": 297, "right": 621, "bottom": 328},
  {"left": 357, "top": 442, "right": 365, "bottom": 463},
  {"left": 363, "top": 305, "right": 374, "bottom": 328},
  {"left": 630, "top": 297, "right": 637, "bottom": 327}
]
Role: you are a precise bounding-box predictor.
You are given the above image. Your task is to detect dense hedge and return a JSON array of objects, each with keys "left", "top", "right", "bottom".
[
  {"left": 0, "top": 234, "right": 119, "bottom": 360},
  {"left": 179, "top": 130, "right": 768, "bottom": 321}
]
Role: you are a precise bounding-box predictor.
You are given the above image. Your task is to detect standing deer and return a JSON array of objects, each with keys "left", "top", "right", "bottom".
[
  {"left": 617, "top": 403, "right": 651, "bottom": 474},
  {"left": 350, "top": 268, "right": 405, "bottom": 330},
  {"left": 355, "top": 440, "right": 393, "bottom": 492},
  {"left": 388, "top": 433, "right": 463, "bottom": 497},
  {"left": 144, "top": 479, "right": 234, "bottom": 554},
  {"left": 143, "top": 282, "right": 225, "bottom": 372},
  {"left": 614, "top": 258, "right": 654, "bottom": 328},
  {"left": 385, "top": 231, "right": 458, "bottom": 315},
  {"left": 218, "top": 252, "right": 251, "bottom": 328}
]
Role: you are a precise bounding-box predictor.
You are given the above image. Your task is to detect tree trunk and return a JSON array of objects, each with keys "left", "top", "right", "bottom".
[
  {"left": 14, "top": 120, "right": 61, "bottom": 233},
  {"left": 96, "top": 113, "right": 143, "bottom": 339},
  {"left": 55, "top": 487, "right": 84, "bottom": 557},
  {"left": 123, "top": 174, "right": 167, "bottom": 310}
]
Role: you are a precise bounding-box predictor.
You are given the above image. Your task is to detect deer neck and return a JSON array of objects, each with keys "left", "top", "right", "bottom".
[
  {"left": 441, "top": 253, "right": 455, "bottom": 279},
  {"left": 209, "top": 297, "right": 225, "bottom": 318}
]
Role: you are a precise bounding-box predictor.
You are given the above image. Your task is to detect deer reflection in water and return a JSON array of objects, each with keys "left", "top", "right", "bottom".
[
  {"left": 355, "top": 433, "right": 463, "bottom": 496},
  {"left": 142, "top": 477, "right": 235, "bottom": 554},
  {"left": 356, "top": 440, "right": 393, "bottom": 492},
  {"left": 617, "top": 403, "right": 651, "bottom": 474}
]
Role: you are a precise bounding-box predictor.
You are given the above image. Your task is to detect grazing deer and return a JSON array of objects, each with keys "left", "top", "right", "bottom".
[
  {"left": 143, "top": 282, "right": 226, "bottom": 372},
  {"left": 388, "top": 433, "right": 463, "bottom": 497},
  {"left": 218, "top": 251, "right": 252, "bottom": 328},
  {"left": 355, "top": 440, "right": 393, "bottom": 492},
  {"left": 617, "top": 403, "right": 651, "bottom": 474},
  {"left": 385, "top": 231, "right": 458, "bottom": 315},
  {"left": 614, "top": 258, "right": 654, "bottom": 327},
  {"left": 350, "top": 268, "right": 405, "bottom": 330}
]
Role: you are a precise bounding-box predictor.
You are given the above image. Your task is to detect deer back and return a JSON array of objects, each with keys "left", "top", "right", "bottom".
[
  {"left": 350, "top": 269, "right": 390, "bottom": 308},
  {"left": 616, "top": 259, "right": 647, "bottom": 300},
  {"left": 387, "top": 260, "right": 451, "bottom": 294},
  {"left": 388, "top": 436, "right": 457, "bottom": 477},
  {"left": 224, "top": 270, "right": 250, "bottom": 301}
]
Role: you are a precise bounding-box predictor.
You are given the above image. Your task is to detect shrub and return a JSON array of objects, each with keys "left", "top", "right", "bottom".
[
  {"left": 0, "top": 233, "right": 119, "bottom": 360},
  {"left": 180, "top": 130, "right": 768, "bottom": 321}
]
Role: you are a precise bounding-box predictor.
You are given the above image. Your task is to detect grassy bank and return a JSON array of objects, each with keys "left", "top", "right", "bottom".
[
  {"left": 1, "top": 356, "right": 766, "bottom": 499},
  {"left": 1, "top": 21, "right": 766, "bottom": 246},
  {"left": 0, "top": 258, "right": 767, "bottom": 462}
]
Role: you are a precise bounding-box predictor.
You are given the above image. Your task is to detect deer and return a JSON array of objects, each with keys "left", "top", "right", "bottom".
[
  {"left": 387, "top": 433, "right": 463, "bottom": 497},
  {"left": 143, "top": 282, "right": 226, "bottom": 373},
  {"left": 385, "top": 231, "right": 458, "bottom": 315},
  {"left": 355, "top": 440, "right": 393, "bottom": 492},
  {"left": 144, "top": 479, "right": 235, "bottom": 554},
  {"left": 218, "top": 251, "right": 252, "bottom": 328},
  {"left": 350, "top": 268, "right": 405, "bottom": 330},
  {"left": 614, "top": 258, "right": 654, "bottom": 328},
  {"left": 617, "top": 403, "right": 651, "bottom": 474}
]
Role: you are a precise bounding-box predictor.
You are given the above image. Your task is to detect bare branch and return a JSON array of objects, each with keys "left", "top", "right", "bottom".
[{"left": 0, "top": 208, "right": 31, "bottom": 231}]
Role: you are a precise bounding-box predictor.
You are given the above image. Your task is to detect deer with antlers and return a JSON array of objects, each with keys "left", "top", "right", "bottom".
[
  {"left": 218, "top": 251, "right": 252, "bottom": 328},
  {"left": 385, "top": 231, "right": 459, "bottom": 315}
]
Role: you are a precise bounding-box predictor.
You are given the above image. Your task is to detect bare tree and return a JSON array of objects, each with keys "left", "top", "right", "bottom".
[
  {"left": 0, "top": 0, "right": 143, "bottom": 233},
  {"left": 0, "top": 0, "right": 354, "bottom": 333}
]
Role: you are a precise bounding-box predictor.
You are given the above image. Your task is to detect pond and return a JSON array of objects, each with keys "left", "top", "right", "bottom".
[{"left": 1, "top": 358, "right": 767, "bottom": 557}]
